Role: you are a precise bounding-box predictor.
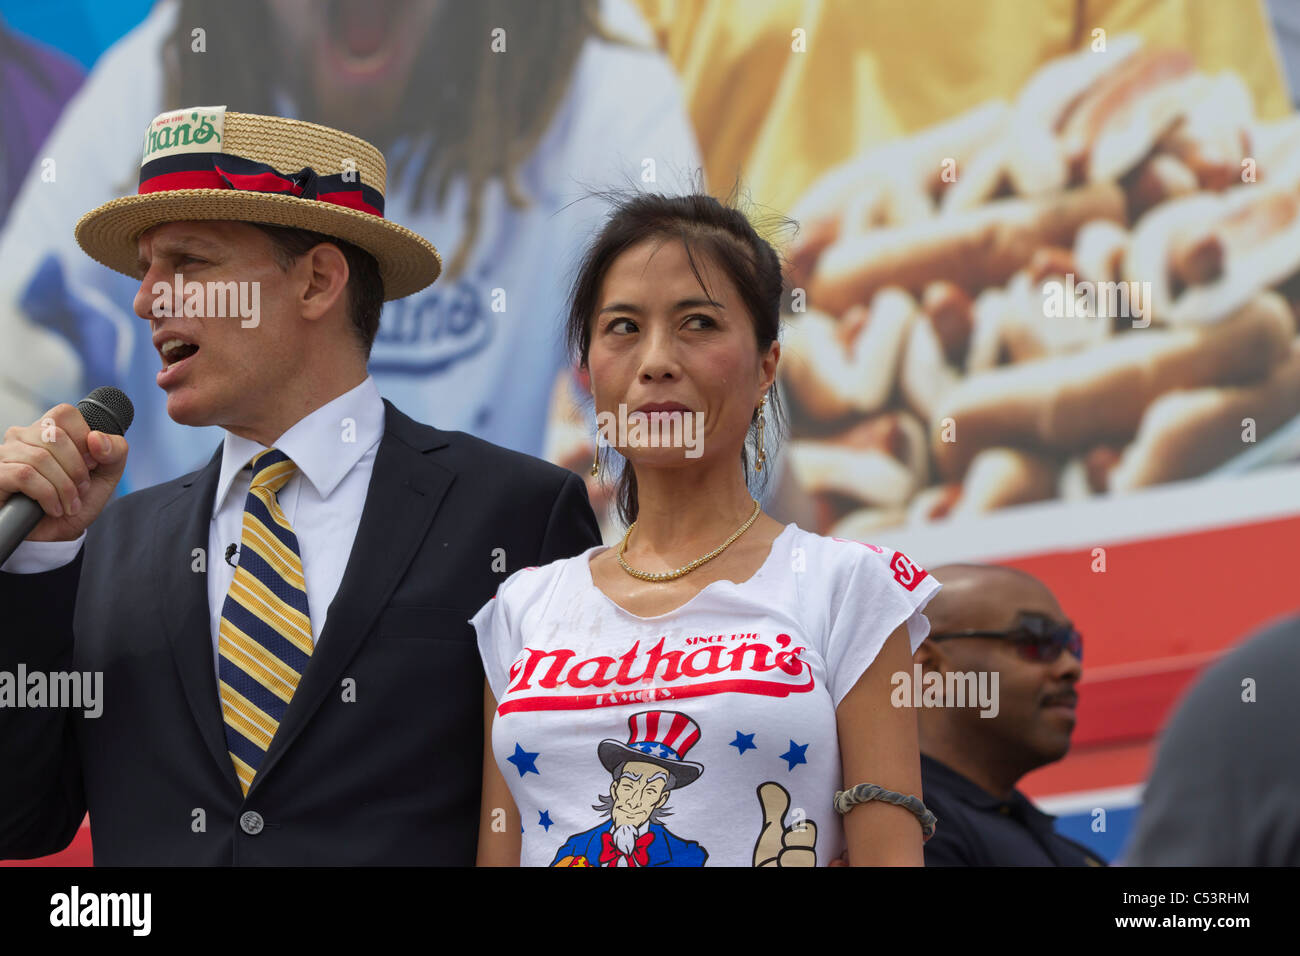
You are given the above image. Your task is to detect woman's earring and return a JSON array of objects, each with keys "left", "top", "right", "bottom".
[{"left": 755, "top": 395, "right": 767, "bottom": 472}]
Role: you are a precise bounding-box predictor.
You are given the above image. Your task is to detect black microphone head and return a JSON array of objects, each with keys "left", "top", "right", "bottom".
[{"left": 77, "top": 386, "right": 134, "bottom": 437}]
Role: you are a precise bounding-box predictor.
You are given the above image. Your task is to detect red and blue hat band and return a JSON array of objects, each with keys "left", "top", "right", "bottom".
[{"left": 137, "top": 152, "right": 384, "bottom": 217}]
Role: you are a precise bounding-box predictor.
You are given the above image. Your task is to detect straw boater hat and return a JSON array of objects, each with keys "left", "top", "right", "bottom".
[{"left": 75, "top": 106, "right": 441, "bottom": 299}]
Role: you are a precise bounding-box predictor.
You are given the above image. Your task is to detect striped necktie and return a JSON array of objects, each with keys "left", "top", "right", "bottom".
[{"left": 218, "top": 448, "right": 313, "bottom": 795}]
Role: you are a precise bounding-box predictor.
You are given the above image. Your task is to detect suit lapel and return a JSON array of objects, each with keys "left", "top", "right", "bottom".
[
  {"left": 156, "top": 445, "right": 242, "bottom": 794},
  {"left": 248, "top": 401, "right": 454, "bottom": 795}
]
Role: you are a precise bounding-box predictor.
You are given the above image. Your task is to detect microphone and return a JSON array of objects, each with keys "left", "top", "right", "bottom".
[
  {"left": 225, "top": 544, "right": 239, "bottom": 567},
  {"left": 0, "top": 386, "right": 135, "bottom": 565}
]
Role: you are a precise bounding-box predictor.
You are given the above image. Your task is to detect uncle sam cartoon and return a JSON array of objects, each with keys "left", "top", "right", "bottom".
[{"left": 552, "top": 710, "right": 708, "bottom": 867}]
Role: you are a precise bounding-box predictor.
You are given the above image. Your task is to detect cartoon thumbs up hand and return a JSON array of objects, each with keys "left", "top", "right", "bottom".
[{"left": 753, "top": 781, "right": 818, "bottom": 867}]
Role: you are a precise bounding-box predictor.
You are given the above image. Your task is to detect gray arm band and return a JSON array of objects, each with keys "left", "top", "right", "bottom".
[{"left": 834, "top": 783, "right": 937, "bottom": 842}]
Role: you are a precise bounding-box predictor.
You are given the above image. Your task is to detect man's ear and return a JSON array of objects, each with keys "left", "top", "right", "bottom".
[
  {"left": 654, "top": 791, "right": 670, "bottom": 810},
  {"left": 299, "top": 242, "right": 350, "bottom": 323},
  {"left": 914, "top": 639, "right": 943, "bottom": 674}
]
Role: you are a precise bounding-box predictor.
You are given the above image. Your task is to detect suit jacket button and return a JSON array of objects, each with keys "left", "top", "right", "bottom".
[{"left": 240, "top": 811, "right": 265, "bottom": 835}]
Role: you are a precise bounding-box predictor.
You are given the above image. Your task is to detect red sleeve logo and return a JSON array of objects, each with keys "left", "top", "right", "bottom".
[{"left": 889, "top": 550, "right": 928, "bottom": 591}]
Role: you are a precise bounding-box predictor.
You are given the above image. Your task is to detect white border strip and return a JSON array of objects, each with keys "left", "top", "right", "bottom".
[
  {"left": 863, "top": 467, "right": 1300, "bottom": 564},
  {"left": 1035, "top": 783, "right": 1145, "bottom": 816}
]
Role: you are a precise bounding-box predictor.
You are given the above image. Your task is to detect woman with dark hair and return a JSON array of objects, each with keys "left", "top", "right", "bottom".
[{"left": 472, "top": 192, "right": 943, "bottom": 866}]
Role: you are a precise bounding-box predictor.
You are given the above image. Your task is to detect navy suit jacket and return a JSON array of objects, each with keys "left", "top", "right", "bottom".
[
  {"left": 551, "top": 821, "right": 709, "bottom": 867},
  {"left": 0, "top": 400, "right": 601, "bottom": 864}
]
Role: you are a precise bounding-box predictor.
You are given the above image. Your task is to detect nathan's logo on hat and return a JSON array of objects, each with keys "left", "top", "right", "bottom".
[
  {"left": 142, "top": 106, "right": 226, "bottom": 165},
  {"left": 75, "top": 108, "right": 442, "bottom": 300},
  {"left": 134, "top": 106, "right": 384, "bottom": 218}
]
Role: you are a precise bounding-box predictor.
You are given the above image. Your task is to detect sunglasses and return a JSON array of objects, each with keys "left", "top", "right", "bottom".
[{"left": 929, "top": 613, "right": 1082, "bottom": 663}]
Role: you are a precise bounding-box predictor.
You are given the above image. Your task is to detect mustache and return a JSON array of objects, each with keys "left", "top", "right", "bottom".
[{"left": 1040, "top": 690, "right": 1078, "bottom": 707}]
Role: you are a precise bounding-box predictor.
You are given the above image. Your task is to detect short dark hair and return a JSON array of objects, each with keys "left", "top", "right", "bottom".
[
  {"left": 250, "top": 222, "right": 385, "bottom": 356},
  {"left": 564, "top": 190, "right": 791, "bottom": 526}
]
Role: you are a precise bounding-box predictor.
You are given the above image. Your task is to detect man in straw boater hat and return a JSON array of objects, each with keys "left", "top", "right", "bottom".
[{"left": 0, "top": 106, "right": 600, "bottom": 864}]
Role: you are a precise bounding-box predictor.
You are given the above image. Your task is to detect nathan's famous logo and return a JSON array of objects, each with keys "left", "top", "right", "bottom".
[
  {"left": 499, "top": 633, "right": 814, "bottom": 714},
  {"left": 141, "top": 107, "right": 224, "bottom": 163},
  {"left": 888, "top": 551, "right": 928, "bottom": 591},
  {"left": 830, "top": 536, "right": 930, "bottom": 592},
  {"left": 368, "top": 276, "right": 490, "bottom": 374}
]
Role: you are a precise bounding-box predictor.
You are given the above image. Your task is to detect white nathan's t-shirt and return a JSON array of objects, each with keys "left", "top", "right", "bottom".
[{"left": 470, "top": 523, "right": 942, "bottom": 867}]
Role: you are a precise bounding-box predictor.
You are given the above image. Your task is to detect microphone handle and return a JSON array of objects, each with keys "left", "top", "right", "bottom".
[
  {"left": 0, "top": 493, "right": 49, "bottom": 565},
  {"left": 0, "top": 387, "right": 132, "bottom": 566}
]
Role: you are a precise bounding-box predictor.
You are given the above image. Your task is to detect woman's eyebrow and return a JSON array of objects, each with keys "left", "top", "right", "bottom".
[
  {"left": 674, "top": 296, "right": 725, "bottom": 311},
  {"left": 598, "top": 297, "right": 725, "bottom": 315},
  {"left": 598, "top": 301, "right": 642, "bottom": 315}
]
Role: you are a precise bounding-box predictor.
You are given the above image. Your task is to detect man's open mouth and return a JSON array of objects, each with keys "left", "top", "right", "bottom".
[{"left": 160, "top": 339, "right": 200, "bottom": 368}]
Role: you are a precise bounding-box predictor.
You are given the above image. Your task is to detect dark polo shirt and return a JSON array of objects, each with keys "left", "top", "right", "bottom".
[{"left": 921, "top": 754, "right": 1107, "bottom": 866}]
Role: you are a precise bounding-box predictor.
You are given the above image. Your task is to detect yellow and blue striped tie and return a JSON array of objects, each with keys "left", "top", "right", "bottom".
[{"left": 218, "top": 448, "right": 313, "bottom": 795}]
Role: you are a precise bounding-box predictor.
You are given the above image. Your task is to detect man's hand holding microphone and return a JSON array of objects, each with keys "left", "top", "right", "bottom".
[{"left": 0, "top": 387, "right": 133, "bottom": 560}]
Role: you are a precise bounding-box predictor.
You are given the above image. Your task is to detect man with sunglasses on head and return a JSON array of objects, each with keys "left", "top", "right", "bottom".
[{"left": 911, "top": 564, "right": 1106, "bottom": 866}]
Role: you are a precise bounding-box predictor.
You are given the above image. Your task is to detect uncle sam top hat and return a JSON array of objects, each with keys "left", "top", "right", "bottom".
[
  {"left": 598, "top": 710, "right": 704, "bottom": 788},
  {"left": 74, "top": 106, "right": 441, "bottom": 300}
]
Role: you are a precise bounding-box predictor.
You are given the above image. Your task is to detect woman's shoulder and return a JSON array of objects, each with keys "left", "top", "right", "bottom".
[
  {"left": 785, "top": 523, "right": 889, "bottom": 569},
  {"left": 785, "top": 525, "right": 934, "bottom": 595},
  {"left": 492, "top": 543, "right": 607, "bottom": 611}
]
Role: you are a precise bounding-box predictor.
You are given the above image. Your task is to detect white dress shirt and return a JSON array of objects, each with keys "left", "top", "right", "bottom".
[{"left": 2, "top": 376, "right": 385, "bottom": 673}]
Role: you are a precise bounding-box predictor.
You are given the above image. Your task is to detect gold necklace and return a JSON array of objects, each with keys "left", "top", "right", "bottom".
[{"left": 617, "top": 498, "right": 762, "bottom": 582}]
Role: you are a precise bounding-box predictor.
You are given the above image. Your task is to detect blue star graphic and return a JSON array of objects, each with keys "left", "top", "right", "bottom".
[
  {"left": 538, "top": 810, "right": 554, "bottom": 831},
  {"left": 506, "top": 743, "right": 541, "bottom": 777},
  {"left": 657, "top": 745, "right": 673, "bottom": 758},
  {"left": 730, "top": 731, "right": 757, "bottom": 755},
  {"left": 779, "top": 740, "right": 809, "bottom": 771}
]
